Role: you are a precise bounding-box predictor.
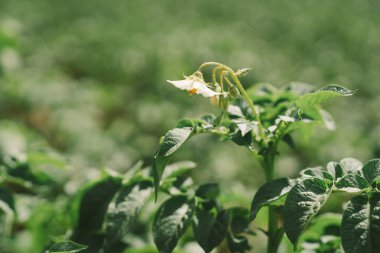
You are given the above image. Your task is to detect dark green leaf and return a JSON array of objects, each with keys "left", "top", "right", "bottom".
[
  {"left": 362, "top": 159, "right": 380, "bottom": 184},
  {"left": 153, "top": 127, "right": 193, "bottom": 198},
  {"left": 250, "top": 178, "right": 296, "bottom": 220},
  {"left": 72, "top": 172, "right": 122, "bottom": 237},
  {"left": 195, "top": 183, "right": 220, "bottom": 200},
  {"left": 341, "top": 192, "right": 380, "bottom": 253},
  {"left": 327, "top": 162, "right": 344, "bottom": 180},
  {"left": 227, "top": 233, "right": 251, "bottom": 253},
  {"left": 192, "top": 209, "right": 229, "bottom": 253},
  {"left": 229, "top": 207, "right": 251, "bottom": 234},
  {"left": 105, "top": 179, "right": 152, "bottom": 246},
  {"left": 0, "top": 187, "right": 15, "bottom": 211},
  {"left": 283, "top": 178, "right": 331, "bottom": 246},
  {"left": 49, "top": 241, "right": 88, "bottom": 253},
  {"left": 153, "top": 196, "right": 194, "bottom": 253},
  {"left": 335, "top": 174, "right": 369, "bottom": 193}
]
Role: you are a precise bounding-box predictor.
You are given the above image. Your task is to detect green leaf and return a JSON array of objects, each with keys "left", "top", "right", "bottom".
[
  {"left": 0, "top": 187, "right": 15, "bottom": 211},
  {"left": 232, "top": 119, "right": 258, "bottom": 136},
  {"left": 229, "top": 207, "right": 251, "bottom": 234},
  {"left": 72, "top": 172, "right": 122, "bottom": 237},
  {"left": 340, "top": 157, "right": 363, "bottom": 174},
  {"left": 250, "top": 178, "right": 296, "bottom": 220},
  {"left": 335, "top": 174, "right": 369, "bottom": 193},
  {"left": 49, "top": 241, "right": 88, "bottom": 253},
  {"left": 105, "top": 179, "right": 152, "bottom": 246},
  {"left": 300, "top": 166, "right": 334, "bottom": 181},
  {"left": 341, "top": 192, "right": 380, "bottom": 253},
  {"left": 226, "top": 233, "right": 251, "bottom": 253},
  {"left": 153, "top": 196, "right": 194, "bottom": 253},
  {"left": 153, "top": 127, "right": 193, "bottom": 198},
  {"left": 162, "top": 161, "right": 196, "bottom": 180},
  {"left": 296, "top": 85, "right": 354, "bottom": 113},
  {"left": 327, "top": 162, "right": 344, "bottom": 180},
  {"left": 159, "top": 128, "right": 193, "bottom": 157},
  {"left": 192, "top": 209, "right": 229, "bottom": 253},
  {"left": 362, "top": 159, "right": 380, "bottom": 184},
  {"left": 283, "top": 178, "right": 332, "bottom": 246},
  {"left": 195, "top": 183, "right": 220, "bottom": 200}
]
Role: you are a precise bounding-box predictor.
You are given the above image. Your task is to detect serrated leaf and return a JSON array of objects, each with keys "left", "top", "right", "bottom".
[
  {"left": 153, "top": 196, "right": 194, "bottom": 253},
  {"left": 296, "top": 85, "right": 354, "bottom": 113},
  {"left": 192, "top": 209, "right": 229, "bottom": 253},
  {"left": 153, "top": 127, "right": 193, "bottom": 198},
  {"left": 341, "top": 192, "right": 380, "bottom": 253},
  {"left": 250, "top": 178, "right": 296, "bottom": 221},
  {"left": 49, "top": 241, "right": 88, "bottom": 253},
  {"left": 340, "top": 158, "right": 363, "bottom": 174},
  {"left": 362, "top": 159, "right": 380, "bottom": 184},
  {"left": 283, "top": 178, "right": 332, "bottom": 246},
  {"left": 105, "top": 179, "right": 152, "bottom": 246},
  {"left": 335, "top": 174, "right": 369, "bottom": 193}
]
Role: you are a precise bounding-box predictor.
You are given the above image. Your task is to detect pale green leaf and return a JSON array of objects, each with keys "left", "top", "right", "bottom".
[{"left": 49, "top": 241, "right": 87, "bottom": 253}]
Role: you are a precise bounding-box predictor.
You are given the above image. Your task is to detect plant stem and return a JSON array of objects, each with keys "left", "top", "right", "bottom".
[{"left": 261, "top": 151, "right": 283, "bottom": 253}]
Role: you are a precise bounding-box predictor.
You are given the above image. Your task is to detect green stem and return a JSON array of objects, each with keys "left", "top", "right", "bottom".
[
  {"left": 198, "top": 62, "right": 268, "bottom": 146},
  {"left": 261, "top": 150, "right": 283, "bottom": 253}
]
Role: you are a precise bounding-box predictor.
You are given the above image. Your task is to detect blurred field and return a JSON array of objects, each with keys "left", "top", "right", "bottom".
[{"left": 0, "top": 0, "right": 380, "bottom": 252}]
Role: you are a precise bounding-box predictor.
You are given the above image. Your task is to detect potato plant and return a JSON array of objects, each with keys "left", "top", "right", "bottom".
[{"left": 1, "top": 62, "right": 380, "bottom": 253}]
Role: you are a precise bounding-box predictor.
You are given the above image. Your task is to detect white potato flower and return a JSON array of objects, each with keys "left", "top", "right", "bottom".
[{"left": 167, "top": 72, "right": 222, "bottom": 98}]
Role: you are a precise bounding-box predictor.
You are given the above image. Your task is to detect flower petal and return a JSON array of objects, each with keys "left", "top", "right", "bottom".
[
  {"left": 167, "top": 79, "right": 193, "bottom": 90},
  {"left": 192, "top": 81, "right": 220, "bottom": 97}
]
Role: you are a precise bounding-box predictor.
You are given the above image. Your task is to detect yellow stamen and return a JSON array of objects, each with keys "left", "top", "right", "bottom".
[{"left": 188, "top": 88, "right": 197, "bottom": 96}]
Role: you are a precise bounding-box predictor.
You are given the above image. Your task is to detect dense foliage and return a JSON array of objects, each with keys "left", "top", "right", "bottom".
[{"left": 1, "top": 1, "right": 380, "bottom": 253}]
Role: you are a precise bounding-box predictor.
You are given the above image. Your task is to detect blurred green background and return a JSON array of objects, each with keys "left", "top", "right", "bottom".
[{"left": 0, "top": 0, "right": 379, "bottom": 252}]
